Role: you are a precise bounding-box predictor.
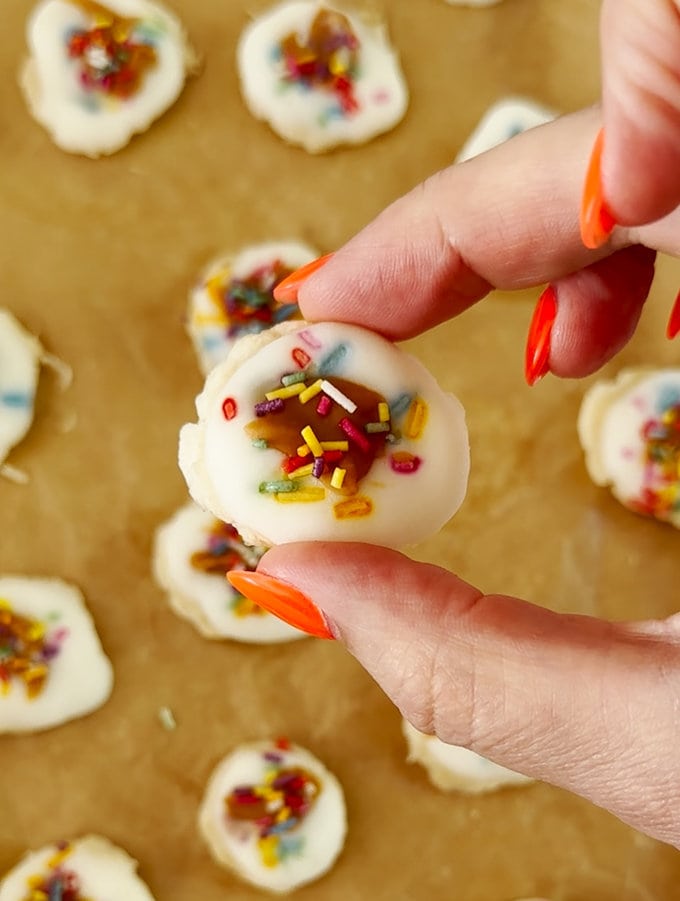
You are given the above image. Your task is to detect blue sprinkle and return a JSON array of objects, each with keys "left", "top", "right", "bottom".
[
  {"left": 506, "top": 124, "right": 524, "bottom": 139},
  {"left": 273, "top": 304, "right": 298, "bottom": 324},
  {"left": 1, "top": 391, "right": 32, "bottom": 409},
  {"left": 279, "top": 835, "right": 305, "bottom": 859},
  {"left": 657, "top": 383, "right": 680, "bottom": 413},
  {"left": 389, "top": 393, "right": 413, "bottom": 421},
  {"left": 317, "top": 343, "right": 348, "bottom": 376},
  {"left": 201, "top": 334, "right": 223, "bottom": 350}
]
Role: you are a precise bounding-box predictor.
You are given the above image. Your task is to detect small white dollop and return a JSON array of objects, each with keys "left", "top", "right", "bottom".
[
  {"left": 456, "top": 96, "right": 556, "bottom": 162},
  {"left": 0, "top": 310, "right": 43, "bottom": 467}
]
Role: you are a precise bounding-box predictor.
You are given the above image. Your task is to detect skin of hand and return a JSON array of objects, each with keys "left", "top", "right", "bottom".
[{"left": 258, "top": 0, "right": 680, "bottom": 848}]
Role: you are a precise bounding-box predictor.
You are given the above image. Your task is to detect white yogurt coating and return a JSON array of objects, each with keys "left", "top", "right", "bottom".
[
  {"left": 199, "top": 740, "right": 347, "bottom": 894},
  {"left": 456, "top": 97, "right": 555, "bottom": 162},
  {"left": 153, "top": 501, "right": 306, "bottom": 643},
  {"left": 187, "top": 241, "right": 317, "bottom": 376},
  {"left": 179, "top": 321, "right": 470, "bottom": 548},
  {"left": 403, "top": 721, "right": 533, "bottom": 794},
  {"left": 237, "top": 1, "right": 408, "bottom": 153},
  {"left": 0, "top": 576, "right": 113, "bottom": 734},
  {"left": 20, "top": 0, "right": 194, "bottom": 157},
  {"left": 445, "top": 0, "right": 503, "bottom": 6},
  {"left": 0, "top": 310, "right": 43, "bottom": 466},
  {"left": 578, "top": 368, "right": 680, "bottom": 528},
  {"left": 0, "top": 835, "right": 156, "bottom": 901}
]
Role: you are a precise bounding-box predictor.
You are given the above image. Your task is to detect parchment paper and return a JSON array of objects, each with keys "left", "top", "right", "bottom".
[{"left": 1, "top": 0, "right": 679, "bottom": 899}]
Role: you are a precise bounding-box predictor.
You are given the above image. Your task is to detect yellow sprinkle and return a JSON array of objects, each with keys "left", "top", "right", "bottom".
[
  {"left": 27, "top": 876, "right": 44, "bottom": 889},
  {"left": 298, "top": 379, "right": 323, "bottom": 404},
  {"left": 334, "top": 496, "right": 373, "bottom": 519},
  {"left": 301, "top": 425, "right": 323, "bottom": 457},
  {"left": 276, "top": 488, "right": 326, "bottom": 503},
  {"left": 404, "top": 397, "right": 428, "bottom": 439},
  {"left": 266, "top": 384, "right": 306, "bottom": 400},
  {"left": 297, "top": 444, "right": 312, "bottom": 457},
  {"left": 191, "top": 313, "right": 226, "bottom": 326},
  {"left": 287, "top": 463, "right": 314, "bottom": 479},
  {"left": 30, "top": 891, "right": 48, "bottom": 901},
  {"left": 330, "top": 467, "right": 346, "bottom": 489},
  {"left": 205, "top": 268, "right": 231, "bottom": 308},
  {"left": 47, "top": 845, "right": 72, "bottom": 868},
  {"left": 320, "top": 441, "right": 349, "bottom": 451},
  {"left": 26, "top": 622, "right": 46, "bottom": 642},
  {"left": 276, "top": 806, "right": 291, "bottom": 823},
  {"left": 258, "top": 835, "right": 280, "bottom": 868},
  {"left": 378, "top": 402, "right": 390, "bottom": 422}
]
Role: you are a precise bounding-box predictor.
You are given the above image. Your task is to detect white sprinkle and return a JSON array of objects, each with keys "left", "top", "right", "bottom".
[
  {"left": 40, "top": 351, "right": 73, "bottom": 391},
  {"left": 0, "top": 464, "right": 29, "bottom": 485},
  {"left": 158, "top": 706, "right": 177, "bottom": 731},
  {"left": 320, "top": 380, "right": 357, "bottom": 413}
]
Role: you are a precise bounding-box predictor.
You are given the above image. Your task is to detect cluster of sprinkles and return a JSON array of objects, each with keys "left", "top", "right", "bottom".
[
  {"left": 630, "top": 399, "right": 680, "bottom": 519},
  {"left": 199, "top": 260, "right": 300, "bottom": 342},
  {"left": 278, "top": 8, "right": 360, "bottom": 115},
  {"left": 0, "top": 600, "right": 66, "bottom": 700},
  {"left": 66, "top": 0, "right": 158, "bottom": 100},
  {"left": 222, "top": 338, "right": 428, "bottom": 519},
  {"left": 225, "top": 739, "right": 320, "bottom": 868},
  {"left": 22, "top": 842, "right": 89, "bottom": 901},
  {"left": 190, "top": 520, "right": 266, "bottom": 617}
]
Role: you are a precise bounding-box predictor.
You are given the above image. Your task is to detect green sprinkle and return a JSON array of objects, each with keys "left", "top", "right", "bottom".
[
  {"left": 259, "top": 480, "right": 299, "bottom": 494},
  {"left": 281, "top": 371, "right": 308, "bottom": 387},
  {"left": 386, "top": 432, "right": 401, "bottom": 444},
  {"left": 252, "top": 438, "right": 269, "bottom": 449},
  {"left": 365, "top": 422, "right": 390, "bottom": 433}
]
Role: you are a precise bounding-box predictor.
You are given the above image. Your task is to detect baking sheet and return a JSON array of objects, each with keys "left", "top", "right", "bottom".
[{"left": 1, "top": 0, "right": 680, "bottom": 898}]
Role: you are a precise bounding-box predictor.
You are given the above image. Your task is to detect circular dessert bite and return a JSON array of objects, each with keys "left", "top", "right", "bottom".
[
  {"left": 236, "top": 1, "right": 409, "bottom": 153},
  {"left": 187, "top": 242, "right": 317, "bottom": 376},
  {"left": 0, "top": 835, "right": 155, "bottom": 901},
  {"left": 153, "top": 501, "right": 306, "bottom": 643},
  {"left": 20, "top": 0, "right": 195, "bottom": 157},
  {"left": 578, "top": 368, "right": 680, "bottom": 528},
  {"left": 199, "top": 739, "right": 347, "bottom": 894},
  {"left": 179, "top": 321, "right": 470, "bottom": 548},
  {"left": 403, "top": 721, "right": 533, "bottom": 794},
  {"left": 0, "top": 310, "right": 43, "bottom": 468},
  {"left": 0, "top": 576, "right": 113, "bottom": 734}
]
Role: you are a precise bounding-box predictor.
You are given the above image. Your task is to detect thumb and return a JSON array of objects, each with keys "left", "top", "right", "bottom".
[
  {"left": 256, "top": 542, "right": 680, "bottom": 848},
  {"left": 601, "top": 0, "right": 680, "bottom": 224}
]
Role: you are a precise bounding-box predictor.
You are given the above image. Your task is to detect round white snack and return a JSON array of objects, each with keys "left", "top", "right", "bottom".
[
  {"left": 20, "top": 0, "right": 195, "bottom": 157},
  {"left": 237, "top": 1, "right": 408, "bottom": 153},
  {"left": 403, "top": 721, "right": 533, "bottom": 794},
  {"left": 0, "top": 576, "right": 113, "bottom": 734},
  {"left": 0, "top": 835, "right": 156, "bottom": 901},
  {"left": 187, "top": 241, "right": 317, "bottom": 376},
  {"left": 456, "top": 96, "right": 556, "bottom": 162},
  {"left": 179, "top": 321, "right": 470, "bottom": 548},
  {"left": 578, "top": 368, "right": 680, "bottom": 528},
  {"left": 199, "top": 739, "right": 347, "bottom": 894},
  {"left": 153, "top": 501, "right": 306, "bottom": 643},
  {"left": 0, "top": 310, "right": 43, "bottom": 467},
  {"left": 445, "top": 0, "right": 503, "bottom": 6}
]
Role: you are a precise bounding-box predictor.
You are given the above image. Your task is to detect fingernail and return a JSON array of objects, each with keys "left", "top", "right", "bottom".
[
  {"left": 668, "top": 289, "right": 680, "bottom": 339},
  {"left": 525, "top": 285, "right": 557, "bottom": 386},
  {"left": 226, "top": 571, "right": 334, "bottom": 640},
  {"left": 580, "top": 128, "right": 617, "bottom": 250},
  {"left": 273, "top": 253, "right": 334, "bottom": 303}
]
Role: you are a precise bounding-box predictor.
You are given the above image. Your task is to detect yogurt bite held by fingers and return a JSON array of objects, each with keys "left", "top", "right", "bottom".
[{"left": 179, "top": 321, "right": 469, "bottom": 549}]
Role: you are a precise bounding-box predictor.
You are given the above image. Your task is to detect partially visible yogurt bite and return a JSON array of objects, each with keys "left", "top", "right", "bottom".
[
  {"left": 179, "top": 321, "right": 470, "bottom": 548},
  {"left": 199, "top": 739, "right": 347, "bottom": 894},
  {"left": 20, "top": 0, "right": 195, "bottom": 157},
  {"left": 237, "top": 1, "right": 408, "bottom": 152},
  {"left": 0, "top": 310, "right": 43, "bottom": 468},
  {"left": 153, "top": 501, "right": 306, "bottom": 643},
  {"left": 578, "top": 368, "right": 680, "bottom": 528},
  {"left": 187, "top": 242, "right": 317, "bottom": 375}
]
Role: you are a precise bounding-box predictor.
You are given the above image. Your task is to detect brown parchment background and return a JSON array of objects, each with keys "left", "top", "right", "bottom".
[{"left": 1, "top": 0, "right": 680, "bottom": 898}]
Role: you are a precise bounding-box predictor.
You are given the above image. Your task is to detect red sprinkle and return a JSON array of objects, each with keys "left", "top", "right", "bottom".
[
  {"left": 316, "top": 395, "right": 332, "bottom": 417},
  {"left": 390, "top": 452, "right": 422, "bottom": 474},
  {"left": 275, "top": 736, "right": 291, "bottom": 750},
  {"left": 281, "top": 454, "right": 310, "bottom": 473},
  {"left": 292, "top": 347, "right": 311, "bottom": 369},
  {"left": 222, "top": 397, "right": 238, "bottom": 420},
  {"left": 339, "top": 417, "right": 371, "bottom": 454},
  {"left": 323, "top": 450, "right": 344, "bottom": 463}
]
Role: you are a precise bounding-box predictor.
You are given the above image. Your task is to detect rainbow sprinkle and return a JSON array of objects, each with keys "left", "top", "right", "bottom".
[
  {"left": 0, "top": 601, "right": 66, "bottom": 700},
  {"left": 225, "top": 751, "right": 321, "bottom": 868},
  {"left": 629, "top": 400, "right": 680, "bottom": 520},
  {"left": 21, "top": 842, "right": 91, "bottom": 901},
  {"left": 191, "top": 521, "right": 266, "bottom": 616}
]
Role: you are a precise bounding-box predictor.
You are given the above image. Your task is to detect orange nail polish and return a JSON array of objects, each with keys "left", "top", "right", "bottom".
[
  {"left": 525, "top": 285, "right": 557, "bottom": 386},
  {"left": 580, "top": 128, "right": 616, "bottom": 250},
  {"left": 226, "top": 571, "right": 334, "bottom": 640},
  {"left": 273, "top": 253, "right": 334, "bottom": 303},
  {"left": 668, "top": 288, "right": 680, "bottom": 339}
]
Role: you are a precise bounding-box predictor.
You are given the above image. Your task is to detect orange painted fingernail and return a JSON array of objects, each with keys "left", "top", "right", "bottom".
[
  {"left": 668, "top": 288, "right": 680, "bottom": 339},
  {"left": 273, "top": 253, "right": 334, "bottom": 303},
  {"left": 226, "top": 571, "right": 334, "bottom": 639},
  {"left": 580, "top": 128, "right": 617, "bottom": 250},
  {"left": 525, "top": 285, "right": 557, "bottom": 386}
]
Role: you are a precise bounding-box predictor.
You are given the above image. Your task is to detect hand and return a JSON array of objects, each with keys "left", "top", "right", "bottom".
[{"left": 234, "top": 0, "right": 680, "bottom": 848}]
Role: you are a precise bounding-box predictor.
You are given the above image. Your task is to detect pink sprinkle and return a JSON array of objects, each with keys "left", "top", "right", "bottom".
[
  {"left": 339, "top": 417, "right": 371, "bottom": 454},
  {"left": 390, "top": 453, "right": 421, "bottom": 474},
  {"left": 316, "top": 395, "right": 332, "bottom": 417},
  {"left": 298, "top": 329, "right": 322, "bottom": 349},
  {"left": 372, "top": 89, "right": 390, "bottom": 105}
]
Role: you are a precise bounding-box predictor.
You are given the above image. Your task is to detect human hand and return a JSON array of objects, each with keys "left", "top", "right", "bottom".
[{"left": 229, "top": 0, "right": 680, "bottom": 848}]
